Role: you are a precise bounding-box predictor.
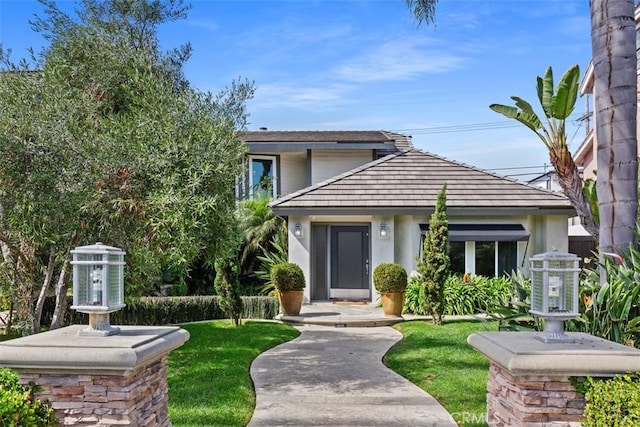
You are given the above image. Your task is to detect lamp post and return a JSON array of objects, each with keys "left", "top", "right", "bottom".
[
  {"left": 70, "top": 242, "right": 126, "bottom": 336},
  {"left": 529, "top": 250, "right": 581, "bottom": 343}
]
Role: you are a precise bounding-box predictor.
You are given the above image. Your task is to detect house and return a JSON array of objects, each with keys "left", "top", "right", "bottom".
[
  {"left": 240, "top": 130, "right": 575, "bottom": 303},
  {"left": 528, "top": 170, "right": 563, "bottom": 192}
]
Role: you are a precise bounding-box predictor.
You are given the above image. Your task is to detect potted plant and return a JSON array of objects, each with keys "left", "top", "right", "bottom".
[
  {"left": 373, "top": 263, "right": 407, "bottom": 317},
  {"left": 271, "top": 262, "right": 306, "bottom": 315}
]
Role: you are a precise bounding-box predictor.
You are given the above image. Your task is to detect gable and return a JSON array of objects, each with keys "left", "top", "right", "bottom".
[{"left": 270, "top": 149, "right": 575, "bottom": 216}]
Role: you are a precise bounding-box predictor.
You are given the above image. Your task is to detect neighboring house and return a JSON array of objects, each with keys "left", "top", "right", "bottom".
[
  {"left": 241, "top": 130, "right": 575, "bottom": 303},
  {"left": 574, "top": 6, "right": 640, "bottom": 180},
  {"left": 528, "top": 170, "right": 563, "bottom": 192},
  {"left": 568, "top": 7, "right": 640, "bottom": 264}
]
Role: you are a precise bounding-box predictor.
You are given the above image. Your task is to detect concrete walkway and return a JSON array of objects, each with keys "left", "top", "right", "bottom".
[{"left": 248, "top": 323, "right": 457, "bottom": 426}]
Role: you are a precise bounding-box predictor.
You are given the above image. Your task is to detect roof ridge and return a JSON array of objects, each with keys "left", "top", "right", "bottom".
[{"left": 411, "top": 148, "right": 567, "bottom": 199}]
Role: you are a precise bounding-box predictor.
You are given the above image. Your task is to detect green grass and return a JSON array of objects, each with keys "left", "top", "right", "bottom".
[
  {"left": 167, "top": 320, "right": 299, "bottom": 427},
  {"left": 385, "top": 319, "right": 497, "bottom": 427}
]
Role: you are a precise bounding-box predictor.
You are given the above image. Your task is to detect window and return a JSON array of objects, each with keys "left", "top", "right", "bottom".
[
  {"left": 450, "top": 241, "right": 465, "bottom": 274},
  {"left": 475, "top": 242, "right": 495, "bottom": 276},
  {"left": 239, "top": 155, "right": 278, "bottom": 199},
  {"left": 475, "top": 241, "right": 518, "bottom": 277},
  {"left": 419, "top": 224, "right": 527, "bottom": 277}
]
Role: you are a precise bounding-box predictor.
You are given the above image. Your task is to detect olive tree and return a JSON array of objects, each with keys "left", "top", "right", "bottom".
[{"left": 0, "top": 0, "right": 253, "bottom": 333}]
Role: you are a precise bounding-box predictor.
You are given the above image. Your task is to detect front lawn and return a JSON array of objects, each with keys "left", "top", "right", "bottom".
[
  {"left": 167, "top": 320, "right": 299, "bottom": 427},
  {"left": 385, "top": 319, "right": 496, "bottom": 427}
]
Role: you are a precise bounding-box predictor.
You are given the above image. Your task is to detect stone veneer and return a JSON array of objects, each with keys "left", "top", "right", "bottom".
[
  {"left": 20, "top": 356, "right": 169, "bottom": 426},
  {"left": 486, "top": 362, "right": 584, "bottom": 427},
  {"left": 0, "top": 325, "right": 189, "bottom": 427},
  {"left": 468, "top": 331, "right": 640, "bottom": 427}
]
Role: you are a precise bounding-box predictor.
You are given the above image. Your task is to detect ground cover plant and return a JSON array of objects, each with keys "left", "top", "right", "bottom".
[
  {"left": 167, "top": 320, "right": 298, "bottom": 426},
  {"left": 385, "top": 319, "right": 497, "bottom": 427},
  {"left": 404, "top": 275, "right": 516, "bottom": 316}
]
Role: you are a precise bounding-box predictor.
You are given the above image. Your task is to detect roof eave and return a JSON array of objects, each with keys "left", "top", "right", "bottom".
[{"left": 271, "top": 206, "right": 576, "bottom": 217}]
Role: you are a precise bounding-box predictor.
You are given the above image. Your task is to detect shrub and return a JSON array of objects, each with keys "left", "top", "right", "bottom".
[
  {"left": 581, "top": 375, "right": 640, "bottom": 426},
  {"left": 404, "top": 275, "right": 424, "bottom": 314},
  {"left": 403, "top": 274, "right": 522, "bottom": 316},
  {"left": 0, "top": 368, "right": 57, "bottom": 426},
  {"left": 444, "top": 275, "right": 514, "bottom": 315},
  {"left": 41, "top": 295, "right": 278, "bottom": 326},
  {"left": 417, "top": 184, "right": 450, "bottom": 324},
  {"left": 270, "top": 263, "right": 305, "bottom": 291},
  {"left": 571, "top": 250, "right": 640, "bottom": 348},
  {"left": 214, "top": 258, "right": 243, "bottom": 326},
  {"left": 373, "top": 263, "right": 408, "bottom": 293}
]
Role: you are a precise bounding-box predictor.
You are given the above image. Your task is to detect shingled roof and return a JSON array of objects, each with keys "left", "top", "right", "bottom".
[
  {"left": 240, "top": 130, "right": 413, "bottom": 151},
  {"left": 269, "top": 149, "right": 575, "bottom": 216}
]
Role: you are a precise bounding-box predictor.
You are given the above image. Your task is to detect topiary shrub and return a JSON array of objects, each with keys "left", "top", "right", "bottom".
[
  {"left": 373, "top": 263, "right": 408, "bottom": 293},
  {"left": 581, "top": 375, "right": 640, "bottom": 426},
  {"left": 0, "top": 368, "right": 57, "bottom": 426},
  {"left": 271, "top": 263, "right": 305, "bottom": 292}
]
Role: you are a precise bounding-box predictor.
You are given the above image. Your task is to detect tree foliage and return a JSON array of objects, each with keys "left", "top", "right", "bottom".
[
  {"left": 405, "top": 0, "right": 438, "bottom": 26},
  {"left": 417, "top": 184, "right": 450, "bottom": 324},
  {"left": 0, "top": 0, "right": 253, "bottom": 334}
]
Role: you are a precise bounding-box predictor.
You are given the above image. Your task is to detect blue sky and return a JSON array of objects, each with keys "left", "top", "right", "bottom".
[{"left": 1, "top": 0, "right": 592, "bottom": 179}]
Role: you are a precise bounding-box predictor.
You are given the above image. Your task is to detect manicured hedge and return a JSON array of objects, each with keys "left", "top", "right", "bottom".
[{"left": 41, "top": 295, "right": 279, "bottom": 326}]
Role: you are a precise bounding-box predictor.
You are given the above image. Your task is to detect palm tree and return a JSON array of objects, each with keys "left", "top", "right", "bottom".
[
  {"left": 590, "top": 0, "right": 638, "bottom": 254},
  {"left": 407, "top": 0, "right": 638, "bottom": 254},
  {"left": 490, "top": 65, "right": 600, "bottom": 240},
  {"left": 405, "top": 0, "right": 438, "bottom": 25},
  {"left": 237, "top": 196, "right": 287, "bottom": 274}
]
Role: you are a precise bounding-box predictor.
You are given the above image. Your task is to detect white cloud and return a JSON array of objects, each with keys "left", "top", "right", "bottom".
[
  {"left": 333, "top": 37, "right": 466, "bottom": 82},
  {"left": 250, "top": 83, "right": 354, "bottom": 110},
  {"left": 186, "top": 19, "right": 219, "bottom": 32}
]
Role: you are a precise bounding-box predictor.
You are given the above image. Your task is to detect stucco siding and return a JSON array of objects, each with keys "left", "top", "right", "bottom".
[
  {"left": 310, "top": 150, "right": 373, "bottom": 184},
  {"left": 279, "top": 152, "right": 307, "bottom": 196}
]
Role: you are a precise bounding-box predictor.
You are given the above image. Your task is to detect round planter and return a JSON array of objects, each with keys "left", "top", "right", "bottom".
[
  {"left": 278, "top": 290, "right": 304, "bottom": 315},
  {"left": 381, "top": 292, "right": 405, "bottom": 317}
]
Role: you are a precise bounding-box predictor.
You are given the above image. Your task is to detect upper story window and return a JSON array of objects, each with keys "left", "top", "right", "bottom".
[{"left": 238, "top": 155, "right": 279, "bottom": 200}]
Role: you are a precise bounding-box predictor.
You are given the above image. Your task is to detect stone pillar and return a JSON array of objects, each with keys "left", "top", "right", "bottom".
[
  {"left": 468, "top": 331, "right": 640, "bottom": 427},
  {"left": 0, "top": 325, "right": 189, "bottom": 427}
]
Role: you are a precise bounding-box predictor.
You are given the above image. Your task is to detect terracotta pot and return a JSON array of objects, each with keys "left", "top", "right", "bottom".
[
  {"left": 278, "top": 290, "right": 304, "bottom": 315},
  {"left": 381, "top": 292, "right": 405, "bottom": 317}
]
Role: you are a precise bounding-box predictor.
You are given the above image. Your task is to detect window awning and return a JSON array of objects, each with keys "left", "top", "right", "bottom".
[{"left": 419, "top": 224, "right": 530, "bottom": 242}]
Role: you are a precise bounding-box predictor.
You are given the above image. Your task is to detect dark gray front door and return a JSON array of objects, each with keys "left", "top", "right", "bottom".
[{"left": 330, "top": 225, "right": 370, "bottom": 300}]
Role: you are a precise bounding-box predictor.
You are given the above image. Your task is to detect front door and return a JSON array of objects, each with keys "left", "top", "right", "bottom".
[{"left": 330, "top": 225, "right": 370, "bottom": 300}]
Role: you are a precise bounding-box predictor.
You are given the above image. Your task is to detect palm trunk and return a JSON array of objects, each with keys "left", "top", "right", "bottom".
[
  {"left": 590, "top": 0, "right": 638, "bottom": 254},
  {"left": 550, "top": 146, "right": 600, "bottom": 240}
]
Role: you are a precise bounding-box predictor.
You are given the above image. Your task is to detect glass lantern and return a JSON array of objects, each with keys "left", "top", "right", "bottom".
[
  {"left": 529, "top": 250, "right": 580, "bottom": 343},
  {"left": 70, "top": 242, "right": 126, "bottom": 336}
]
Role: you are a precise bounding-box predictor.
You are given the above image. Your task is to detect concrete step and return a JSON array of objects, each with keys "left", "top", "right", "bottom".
[
  {"left": 276, "top": 313, "right": 403, "bottom": 327},
  {"left": 275, "top": 302, "right": 404, "bottom": 327}
]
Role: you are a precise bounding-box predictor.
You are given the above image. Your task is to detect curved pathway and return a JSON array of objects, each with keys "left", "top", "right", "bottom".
[{"left": 248, "top": 325, "right": 457, "bottom": 427}]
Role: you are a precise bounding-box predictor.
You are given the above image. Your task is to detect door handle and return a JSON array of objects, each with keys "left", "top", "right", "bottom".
[{"left": 365, "top": 259, "right": 369, "bottom": 276}]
